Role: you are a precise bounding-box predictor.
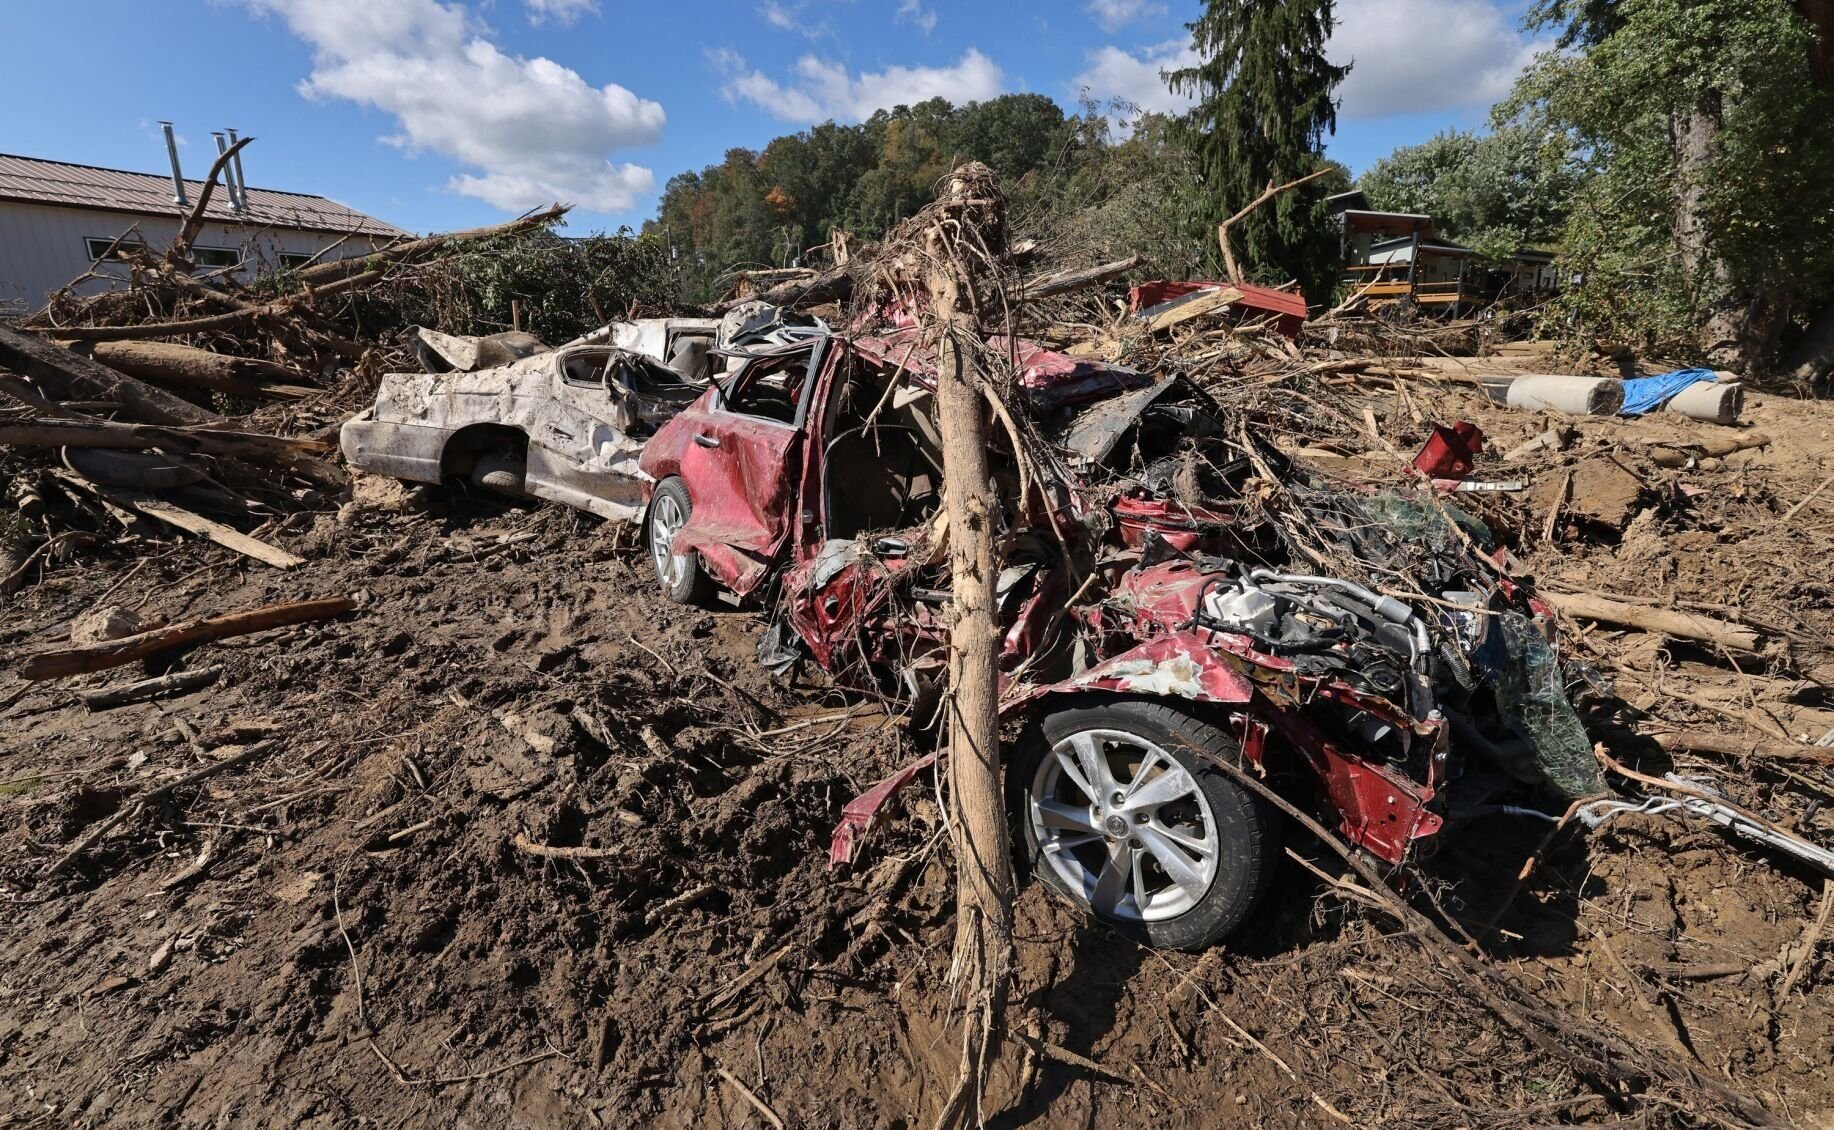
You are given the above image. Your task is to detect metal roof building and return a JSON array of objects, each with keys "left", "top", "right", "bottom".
[{"left": 0, "top": 149, "right": 409, "bottom": 313}]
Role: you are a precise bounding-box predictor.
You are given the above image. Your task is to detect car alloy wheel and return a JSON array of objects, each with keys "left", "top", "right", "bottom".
[
  {"left": 650, "top": 491, "right": 689, "bottom": 591},
  {"left": 1028, "top": 728, "right": 1222, "bottom": 922},
  {"left": 1014, "top": 699, "right": 1278, "bottom": 950}
]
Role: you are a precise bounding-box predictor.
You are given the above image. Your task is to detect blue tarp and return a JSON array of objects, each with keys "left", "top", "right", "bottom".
[{"left": 1620, "top": 368, "right": 1716, "bottom": 416}]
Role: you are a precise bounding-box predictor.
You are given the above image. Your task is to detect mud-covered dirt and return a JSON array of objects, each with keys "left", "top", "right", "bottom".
[{"left": 2, "top": 384, "right": 1831, "bottom": 1128}]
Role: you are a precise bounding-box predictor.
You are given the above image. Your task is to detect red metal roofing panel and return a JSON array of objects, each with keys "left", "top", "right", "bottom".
[{"left": 1127, "top": 280, "right": 1309, "bottom": 339}]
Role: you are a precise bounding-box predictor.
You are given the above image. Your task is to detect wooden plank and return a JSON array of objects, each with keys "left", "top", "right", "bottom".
[
  {"left": 123, "top": 495, "right": 304, "bottom": 569},
  {"left": 52, "top": 472, "right": 300, "bottom": 568},
  {"left": 1137, "top": 286, "right": 1246, "bottom": 334}
]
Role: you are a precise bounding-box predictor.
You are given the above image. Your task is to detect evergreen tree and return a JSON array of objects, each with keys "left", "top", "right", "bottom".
[{"left": 1168, "top": 0, "right": 1348, "bottom": 302}]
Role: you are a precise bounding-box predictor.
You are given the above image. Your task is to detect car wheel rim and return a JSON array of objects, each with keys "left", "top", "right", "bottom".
[
  {"left": 650, "top": 493, "right": 688, "bottom": 589},
  {"left": 1029, "top": 728, "right": 1220, "bottom": 923}
]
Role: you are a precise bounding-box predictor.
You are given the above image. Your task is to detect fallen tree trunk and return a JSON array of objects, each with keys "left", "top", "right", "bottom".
[
  {"left": 1541, "top": 591, "right": 1764, "bottom": 652},
  {"left": 19, "top": 595, "right": 356, "bottom": 680},
  {"left": 0, "top": 417, "right": 339, "bottom": 485},
  {"left": 67, "top": 340, "right": 317, "bottom": 400},
  {"left": 291, "top": 204, "right": 569, "bottom": 288},
  {"left": 1655, "top": 729, "right": 1834, "bottom": 766},
  {"left": 0, "top": 323, "right": 219, "bottom": 426},
  {"left": 1022, "top": 255, "right": 1142, "bottom": 300},
  {"left": 714, "top": 259, "right": 858, "bottom": 314}
]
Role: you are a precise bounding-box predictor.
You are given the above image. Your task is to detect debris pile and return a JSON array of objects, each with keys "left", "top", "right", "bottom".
[{"left": 2, "top": 169, "right": 1832, "bottom": 1127}]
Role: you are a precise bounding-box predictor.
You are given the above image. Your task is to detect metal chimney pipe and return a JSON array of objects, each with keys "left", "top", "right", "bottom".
[
  {"left": 224, "top": 127, "right": 249, "bottom": 211},
  {"left": 211, "top": 133, "right": 240, "bottom": 212},
  {"left": 160, "top": 121, "right": 187, "bottom": 207}
]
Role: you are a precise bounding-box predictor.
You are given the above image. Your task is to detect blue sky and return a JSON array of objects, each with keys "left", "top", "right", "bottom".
[{"left": 4, "top": 1, "right": 1543, "bottom": 236}]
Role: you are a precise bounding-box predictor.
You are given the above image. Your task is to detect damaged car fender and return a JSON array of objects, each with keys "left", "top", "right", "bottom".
[{"left": 1002, "top": 633, "right": 1256, "bottom": 713}]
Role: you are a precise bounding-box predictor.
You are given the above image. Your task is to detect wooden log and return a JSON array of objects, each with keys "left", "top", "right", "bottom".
[
  {"left": 1023, "top": 255, "right": 1143, "bottom": 300},
  {"left": 19, "top": 595, "right": 356, "bottom": 680},
  {"left": 0, "top": 323, "right": 219, "bottom": 426},
  {"left": 714, "top": 259, "right": 857, "bottom": 314},
  {"left": 1654, "top": 730, "right": 1834, "bottom": 767},
  {"left": 0, "top": 417, "right": 339, "bottom": 485},
  {"left": 1540, "top": 591, "right": 1764, "bottom": 652},
  {"left": 921, "top": 165, "right": 1014, "bottom": 1130},
  {"left": 81, "top": 664, "right": 223, "bottom": 710},
  {"left": 68, "top": 341, "right": 317, "bottom": 400},
  {"left": 1136, "top": 286, "right": 1246, "bottom": 334},
  {"left": 291, "top": 205, "right": 569, "bottom": 288}
]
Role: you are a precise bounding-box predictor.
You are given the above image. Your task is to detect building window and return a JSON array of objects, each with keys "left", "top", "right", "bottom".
[
  {"left": 278, "top": 253, "right": 315, "bottom": 270},
  {"left": 191, "top": 246, "right": 243, "bottom": 269},
  {"left": 85, "top": 236, "right": 149, "bottom": 262}
]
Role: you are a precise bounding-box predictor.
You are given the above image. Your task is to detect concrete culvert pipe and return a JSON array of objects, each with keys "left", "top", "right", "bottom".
[
  {"left": 1502, "top": 375, "right": 1625, "bottom": 416},
  {"left": 1663, "top": 380, "right": 1743, "bottom": 425}
]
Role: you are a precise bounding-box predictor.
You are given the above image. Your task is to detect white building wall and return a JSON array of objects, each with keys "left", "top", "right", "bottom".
[{"left": 0, "top": 201, "right": 392, "bottom": 314}]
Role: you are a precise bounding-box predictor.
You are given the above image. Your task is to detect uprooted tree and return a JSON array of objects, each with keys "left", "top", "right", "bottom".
[{"left": 865, "top": 162, "right": 1020, "bottom": 1129}]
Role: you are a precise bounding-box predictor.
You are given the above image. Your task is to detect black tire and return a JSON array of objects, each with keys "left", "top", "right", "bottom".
[
  {"left": 648, "top": 476, "right": 713, "bottom": 605},
  {"left": 1013, "top": 698, "right": 1278, "bottom": 950},
  {"left": 470, "top": 449, "right": 526, "bottom": 495}
]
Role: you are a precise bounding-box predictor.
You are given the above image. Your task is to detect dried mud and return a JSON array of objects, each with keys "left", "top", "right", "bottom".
[{"left": 2, "top": 384, "right": 1831, "bottom": 1128}]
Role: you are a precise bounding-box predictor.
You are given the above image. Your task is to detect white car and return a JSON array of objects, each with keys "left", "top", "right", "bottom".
[{"left": 340, "top": 318, "right": 719, "bottom": 521}]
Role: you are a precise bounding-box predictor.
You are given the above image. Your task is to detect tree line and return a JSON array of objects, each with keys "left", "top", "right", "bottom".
[
  {"left": 631, "top": 0, "right": 1834, "bottom": 383},
  {"left": 640, "top": 94, "right": 1224, "bottom": 304}
]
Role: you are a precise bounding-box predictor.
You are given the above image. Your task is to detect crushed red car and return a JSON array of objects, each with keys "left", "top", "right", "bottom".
[{"left": 637, "top": 325, "right": 1595, "bottom": 950}]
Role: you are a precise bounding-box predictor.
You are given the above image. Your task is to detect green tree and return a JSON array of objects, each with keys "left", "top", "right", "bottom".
[
  {"left": 1517, "top": 0, "right": 1834, "bottom": 374},
  {"left": 1357, "top": 123, "right": 1580, "bottom": 262},
  {"left": 1168, "top": 0, "right": 1348, "bottom": 302},
  {"left": 643, "top": 95, "right": 1085, "bottom": 304}
]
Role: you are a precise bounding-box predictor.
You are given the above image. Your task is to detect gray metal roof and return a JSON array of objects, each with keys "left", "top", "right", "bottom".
[{"left": 0, "top": 153, "right": 410, "bottom": 239}]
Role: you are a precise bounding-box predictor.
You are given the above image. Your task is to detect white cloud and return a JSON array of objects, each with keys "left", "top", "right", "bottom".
[
  {"left": 758, "top": 1, "right": 827, "bottom": 37},
  {"left": 1331, "top": 0, "right": 1539, "bottom": 118},
  {"left": 525, "top": 0, "right": 597, "bottom": 26},
  {"left": 236, "top": 0, "right": 663, "bottom": 214},
  {"left": 1072, "top": 40, "right": 1196, "bottom": 122},
  {"left": 1074, "top": 0, "right": 1538, "bottom": 126},
  {"left": 1085, "top": 0, "right": 1165, "bottom": 32},
  {"left": 715, "top": 48, "right": 1004, "bottom": 124},
  {"left": 761, "top": 1, "right": 795, "bottom": 31},
  {"left": 896, "top": 0, "right": 938, "bottom": 34}
]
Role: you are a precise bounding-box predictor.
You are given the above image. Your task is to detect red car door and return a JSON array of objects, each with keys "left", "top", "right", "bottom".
[{"left": 662, "top": 342, "right": 825, "bottom": 595}]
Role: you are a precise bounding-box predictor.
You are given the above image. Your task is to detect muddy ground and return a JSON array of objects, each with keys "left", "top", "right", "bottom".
[{"left": 2, "top": 376, "right": 1831, "bottom": 1128}]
